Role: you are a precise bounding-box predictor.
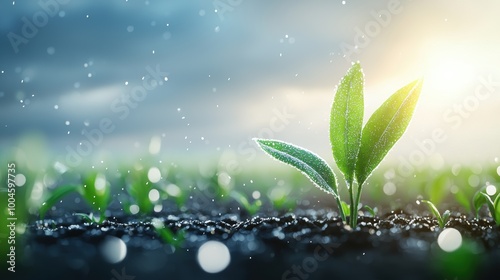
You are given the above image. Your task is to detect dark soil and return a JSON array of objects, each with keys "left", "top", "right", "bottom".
[{"left": 5, "top": 208, "right": 500, "bottom": 280}]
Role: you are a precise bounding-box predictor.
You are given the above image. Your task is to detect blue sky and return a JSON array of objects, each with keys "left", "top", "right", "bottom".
[{"left": 1, "top": 0, "right": 500, "bottom": 171}]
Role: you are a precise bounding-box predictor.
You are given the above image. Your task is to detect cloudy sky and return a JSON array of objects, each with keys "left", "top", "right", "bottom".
[{"left": 1, "top": 0, "right": 500, "bottom": 170}]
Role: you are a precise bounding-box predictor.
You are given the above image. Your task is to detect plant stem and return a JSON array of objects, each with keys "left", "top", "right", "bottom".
[
  {"left": 353, "top": 182, "right": 363, "bottom": 228},
  {"left": 336, "top": 196, "right": 346, "bottom": 222},
  {"left": 348, "top": 180, "right": 356, "bottom": 228}
]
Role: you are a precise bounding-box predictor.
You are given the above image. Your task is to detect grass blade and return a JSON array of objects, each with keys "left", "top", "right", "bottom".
[
  {"left": 454, "top": 188, "right": 471, "bottom": 214},
  {"left": 494, "top": 194, "right": 500, "bottom": 224},
  {"left": 82, "top": 172, "right": 110, "bottom": 217},
  {"left": 128, "top": 170, "right": 154, "bottom": 214},
  {"left": 230, "top": 191, "right": 262, "bottom": 215},
  {"left": 355, "top": 79, "right": 423, "bottom": 185},
  {"left": 473, "top": 191, "right": 495, "bottom": 220},
  {"left": 254, "top": 138, "right": 339, "bottom": 198},
  {"left": 330, "top": 62, "right": 364, "bottom": 183},
  {"left": 39, "top": 185, "right": 79, "bottom": 219},
  {"left": 421, "top": 200, "right": 442, "bottom": 220},
  {"left": 473, "top": 191, "right": 485, "bottom": 218},
  {"left": 421, "top": 199, "right": 444, "bottom": 227}
]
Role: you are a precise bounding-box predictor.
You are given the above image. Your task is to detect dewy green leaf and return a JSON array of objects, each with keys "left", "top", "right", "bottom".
[
  {"left": 254, "top": 138, "right": 339, "bottom": 198},
  {"left": 421, "top": 199, "right": 444, "bottom": 228},
  {"left": 473, "top": 191, "right": 495, "bottom": 220},
  {"left": 473, "top": 190, "right": 487, "bottom": 218},
  {"left": 81, "top": 172, "right": 110, "bottom": 217},
  {"left": 494, "top": 195, "right": 500, "bottom": 224},
  {"left": 355, "top": 79, "right": 423, "bottom": 185},
  {"left": 39, "top": 185, "right": 79, "bottom": 219},
  {"left": 330, "top": 62, "right": 364, "bottom": 183}
]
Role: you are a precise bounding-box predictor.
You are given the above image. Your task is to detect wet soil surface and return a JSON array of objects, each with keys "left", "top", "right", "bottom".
[{"left": 7, "top": 209, "right": 500, "bottom": 280}]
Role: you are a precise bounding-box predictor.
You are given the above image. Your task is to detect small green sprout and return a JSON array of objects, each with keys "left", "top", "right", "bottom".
[
  {"left": 473, "top": 189, "right": 500, "bottom": 224},
  {"left": 125, "top": 169, "right": 159, "bottom": 215},
  {"left": 418, "top": 199, "right": 450, "bottom": 229},
  {"left": 267, "top": 184, "right": 295, "bottom": 211},
  {"left": 255, "top": 62, "right": 423, "bottom": 228},
  {"left": 73, "top": 212, "right": 101, "bottom": 223},
  {"left": 151, "top": 218, "right": 185, "bottom": 248},
  {"left": 230, "top": 190, "right": 262, "bottom": 216},
  {"left": 363, "top": 205, "right": 377, "bottom": 218},
  {"left": 40, "top": 172, "right": 110, "bottom": 222}
]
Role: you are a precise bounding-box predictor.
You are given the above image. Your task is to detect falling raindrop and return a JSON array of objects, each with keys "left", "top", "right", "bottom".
[
  {"left": 166, "top": 184, "right": 181, "bottom": 197},
  {"left": 383, "top": 182, "right": 396, "bottom": 196},
  {"left": 47, "top": 47, "right": 55, "bottom": 55},
  {"left": 197, "top": 241, "right": 231, "bottom": 273},
  {"left": 100, "top": 237, "right": 127, "bottom": 263},
  {"left": 147, "top": 167, "right": 161, "bottom": 183},
  {"left": 15, "top": 174, "right": 26, "bottom": 187},
  {"left": 437, "top": 228, "right": 462, "bottom": 252},
  {"left": 148, "top": 189, "right": 160, "bottom": 202},
  {"left": 468, "top": 175, "right": 480, "bottom": 187},
  {"left": 149, "top": 136, "right": 161, "bottom": 155},
  {"left": 252, "top": 191, "right": 261, "bottom": 199},
  {"left": 486, "top": 184, "right": 497, "bottom": 196},
  {"left": 129, "top": 205, "right": 139, "bottom": 214}
]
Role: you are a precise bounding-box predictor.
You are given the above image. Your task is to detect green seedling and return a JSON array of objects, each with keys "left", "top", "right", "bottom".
[
  {"left": 73, "top": 212, "right": 101, "bottom": 223},
  {"left": 40, "top": 172, "right": 111, "bottom": 223},
  {"left": 418, "top": 199, "right": 450, "bottom": 229},
  {"left": 363, "top": 205, "right": 377, "bottom": 218},
  {"left": 125, "top": 169, "right": 159, "bottom": 215},
  {"left": 151, "top": 218, "right": 185, "bottom": 248},
  {"left": 473, "top": 190, "right": 500, "bottom": 224},
  {"left": 230, "top": 190, "right": 262, "bottom": 216},
  {"left": 255, "top": 62, "right": 423, "bottom": 227},
  {"left": 454, "top": 188, "right": 472, "bottom": 214},
  {"left": 268, "top": 185, "right": 295, "bottom": 211}
]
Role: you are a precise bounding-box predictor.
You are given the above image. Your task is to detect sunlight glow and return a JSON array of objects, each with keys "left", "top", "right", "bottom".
[{"left": 424, "top": 47, "right": 476, "bottom": 95}]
